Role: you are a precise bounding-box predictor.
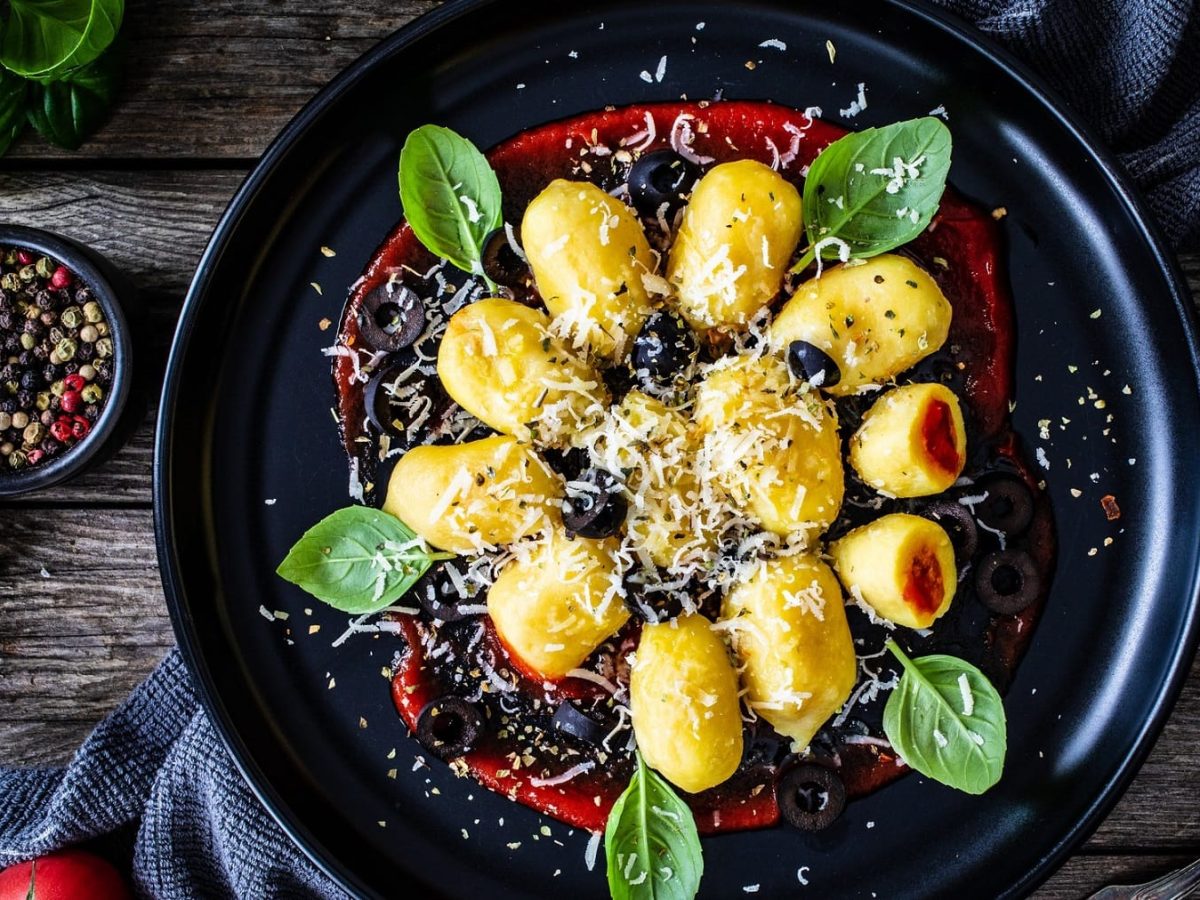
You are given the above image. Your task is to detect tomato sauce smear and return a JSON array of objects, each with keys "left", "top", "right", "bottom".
[{"left": 327, "top": 101, "right": 1055, "bottom": 835}]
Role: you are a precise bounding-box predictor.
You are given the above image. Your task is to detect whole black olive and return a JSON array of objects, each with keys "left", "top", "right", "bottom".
[
  {"left": 776, "top": 763, "right": 846, "bottom": 831},
  {"left": 920, "top": 499, "right": 979, "bottom": 563},
  {"left": 415, "top": 696, "right": 484, "bottom": 760},
  {"left": 787, "top": 340, "right": 841, "bottom": 388},
  {"left": 630, "top": 310, "right": 696, "bottom": 387},
  {"left": 357, "top": 282, "right": 425, "bottom": 352},
  {"left": 628, "top": 149, "right": 698, "bottom": 218},
  {"left": 562, "top": 468, "right": 628, "bottom": 539},
  {"left": 974, "top": 475, "right": 1034, "bottom": 535},
  {"left": 480, "top": 227, "right": 527, "bottom": 288},
  {"left": 552, "top": 699, "right": 612, "bottom": 746},
  {"left": 363, "top": 357, "right": 407, "bottom": 436},
  {"left": 975, "top": 549, "right": 1041, "bottom": 614}
]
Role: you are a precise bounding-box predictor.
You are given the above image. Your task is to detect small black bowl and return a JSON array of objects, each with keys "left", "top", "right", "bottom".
[{"left": 0, "top": 225, "right": 138, "bottom": 497}]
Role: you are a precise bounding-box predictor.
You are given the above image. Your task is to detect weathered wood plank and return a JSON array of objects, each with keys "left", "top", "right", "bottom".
[
  {"left": 0, "top": 510, "right": 172, "bottom": 766},
  {"left": 4, "top": 0, "right": 441, "bottom": 160},
  {"left": 1035, "top": 854, "right": 1199, "bottom": 899}
]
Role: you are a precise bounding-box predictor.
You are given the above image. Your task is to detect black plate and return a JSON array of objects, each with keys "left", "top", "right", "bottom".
[{"left": 155, "top": 1, "right": 1200, "bottom": 897}]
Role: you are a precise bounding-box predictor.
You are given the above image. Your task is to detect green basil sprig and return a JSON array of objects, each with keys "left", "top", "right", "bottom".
[
  {"left": 25, "top": 45, "right": 119, "bottom": 150},
  {"left": 0, "top": 69, "right": 26, "bottom": 156},
  {"left": 277, "top": 506, "right": 454, "bottom": 614},
  {"left": 605, "top": 752, "right": 703, "bottom": 900},
  {"left": 882, "top": 640, "right": 1007, "bottom": 794},
  {"left": 792, "top": 116, "right": 952, "bottom": 272},
  {"left": 0, "top": 0, "right": 124, "bottom": 79},
  {"left": 398, "top": 124, "right": 503, "bottom": 287}
]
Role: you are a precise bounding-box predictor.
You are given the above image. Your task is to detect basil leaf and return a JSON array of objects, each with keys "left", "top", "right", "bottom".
[
  {"left": 277, "top": 506, "right": 454, "bottom": 614},
  {"left": 398, "top": 124, "right": 502, "bottom": 279},
  {"left": 25, "top": 47, "right": 119, "bottom": 150},
  {"left": 797, "top": 117, "right": 951, "bottom": 270},
  {"left": 882, "top": 641, "right": 1007, "bottom": 795},
  {"left": 0, "top": 0, "right": 124, "bottom": 80},
  {"left": 605, "top": 752, "right": 703, "bottom": 900},
  {"left": 0, "top": 69, "right": 28, "bottom": 157}
]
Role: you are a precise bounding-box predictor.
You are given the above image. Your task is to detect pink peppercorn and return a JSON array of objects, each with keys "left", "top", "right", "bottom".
[
  {"left": 63, "top": 373, "right": 86, "bottom": 392},
  {"left": 60, "top": 390, "right": 83, "bottom": 413},
  {"left": 50, "top": 419, "right": 73, "bottom": 443},
  {"left": 50, "top": 266, "right": 73, "bottom": 290},
  {"left": 71, "top": 416, "right": 90, "bottom": 439},
  {"left": 16, "top": 250, "right": 34, "bottom": 265},
  {"left": 26, "top": 449, "right": 44, "bottom": 465}
]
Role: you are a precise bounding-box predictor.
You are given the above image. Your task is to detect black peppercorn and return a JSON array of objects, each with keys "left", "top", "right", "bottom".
[
  {"left": 22, "top": 318, "right": 42, "bottom": 337},
  {"left": 16, "top": 389, "right": 34, "bottom": 408},
  {"left": 84, "top": 403, "right": 100, "bottom": 419},
  {"left": 64, "top": 361, "right": 79, "bottom": 374},
  {"left": 40, "top": 437, "right": 59, "bottom": 454},
  {"left": 19, "top": 370, "right": 40, "bottom": 391},
  {"left": 0, "top": 398, "right": 14, "bottom": 414},
  {"left": 17, "top": 350, "right": 33, "bottom": 367},
  {"left": 74, "top": 287, "right": 92, "bottom": 305},
  {"left": 76, "top": 342, "right": 95, "bottom": 362},
  {"left": 0, "top": 312, "right": 12, "bottom": 331}
]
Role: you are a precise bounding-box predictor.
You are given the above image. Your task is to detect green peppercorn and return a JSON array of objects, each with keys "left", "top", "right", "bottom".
[
  {"left": 48, "top": 326, "right": 64, "bottom": 343},
  {"left": 19, "top": 333, "right": 35, "bottom": 351},
  {"left": 55, "top": 338, "right": 77, "bottom": 361},
  {"left": 95, "top": 321, "right": 109, "bottom": 337},
  {"left": 35, "top": 257, "right": 53, "bottom": 278},
  {"left": 95, "top": 337, "right": 113, "bottom": 359},
  {"left": 79, "top": 324, "right": 99, "bottom": 344},
  {"left": 0, "top": 412, "right": 10, "bottom": 430},
  {"left": 78, "top": 364, "right": 96, "bottom": 381},
  {"left": 60, "top": 306, "right": 84, "bottom": 329},
  {"left": 4, "top": 380, "right": 17, "bottom": 396},
  {"left": 50, "top": 379, "right": 65, "bottom": 397},
  {"left": 82, "top": 301, "right": 104, "bottom": 324},
  {"left": 8, "top": 449, "right": 27, "bottom": 469},
  {"left": 81, "top": 383, "right": 103, "bottom": 403},
  {"left": 24, "top": 304, "right": 39, "bottom": 320},
  {"left": 18, "top": 265, "right": 36, "bottom": 283},
  {"left": 1, "top": 272, "right": 20, "bottom": 292},
  {"left": 11, "top": 411, "right": 29, "bottom": 429},
  {"left": 3, "top": 250, "right": 15, "bottom": 266},
  {"left": 35, "top": 391, "right": 50, "bottom": 411},
  {"left": 23, "top": 422, "right": 45, "bottom": 445}
]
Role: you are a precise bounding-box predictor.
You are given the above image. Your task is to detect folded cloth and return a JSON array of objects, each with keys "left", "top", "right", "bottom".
[
  {"left": 941, "top": 0, "right": 1200, "bottom": 249},
  {"left": 0, "top": 650, "right": 346, "bottom": 899},
  {"left": 1, "top": 4, "right": 1197, "bottom": 899}
]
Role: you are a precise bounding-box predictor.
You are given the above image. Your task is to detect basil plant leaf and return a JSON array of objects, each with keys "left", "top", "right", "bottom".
[
  {"left": 398, "top": 124, "right": 503, "bottom": 279},
  {"left": 0, "top": 69, "right": 28, "bottom": 157},
  {"left": 800, "top": 116, "right": 952, "bottom": 268},
  {"left": 605, "top": 753, "right": 703, "bottom": 900},
  {"left": 277, "top": 506, "right": 454, "bottom": 615},
  {"left": 25, "top": 47, "right": 120, "bottom": 150},
  {"left": 0, "top": 0, "right": 125, "bottom": 80},
  {"left": 882, "top": 641, "right": 1007, "bottom": 795}
]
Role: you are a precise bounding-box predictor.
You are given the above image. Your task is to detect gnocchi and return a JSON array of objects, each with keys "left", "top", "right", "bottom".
[
  {"left": 667, "top": 159, "right": 803, "bottom": 331},
  {"left": 522, "top": 179, "right": 655, "bottom": 359},
  {"left": 830, "top": 512, "right": 957, "bottom": 629},
  {"left": 487, "top": 528, "right": 628, "bottom": 678},
  {"left": 695, "top": 355, "right": 844, "bottom": 537},
  {"left": 770, "top": 254, "right": 952, "bottom": 396},
  {"left": 721, "top": 555, "right": 856, "bottom": 751},
  {"left": 849, "top": 382, "right": 967, "bottom": 497},
  {"left": 630, "top": 614, "right": 743, "bottom": 793},
  {"left": 437, "top": 298, "right": 607, "bottom": 442},
  {"left": 383, "top": 435, "right": 561, "bottom": 553}
]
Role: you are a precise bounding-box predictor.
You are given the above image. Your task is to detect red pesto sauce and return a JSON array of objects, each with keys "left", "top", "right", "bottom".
[
  {"left": 922, "top": 399, "right": 962, "bottom": 475},
  {"left": 903, "top": 546, "right": 945, "bottom": 617},
  {"left": 332, "top": 101, "right": 1053, "bottom": 835}
]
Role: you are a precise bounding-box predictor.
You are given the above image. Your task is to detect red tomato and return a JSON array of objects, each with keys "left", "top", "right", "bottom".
[{"left": 0, "top": 850, "right": 130, "bottom": 900}]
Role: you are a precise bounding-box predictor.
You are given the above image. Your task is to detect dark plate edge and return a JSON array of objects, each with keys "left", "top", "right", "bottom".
[{"left": 151, "top": 1, "right": 1200, "bottom": 897}]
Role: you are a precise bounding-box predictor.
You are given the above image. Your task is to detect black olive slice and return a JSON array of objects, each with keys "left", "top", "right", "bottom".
[
  {"left": 975, "top": 549, "right": 1041, "bottom": 614},
  {"left": 357, "top": 282, "right": 425, "bottom": 352},
  {"left": 363, "top": 357, "right": 406, "bottom": 435},
  {"left": 787, "top": 340, "right": 841, "bottom": 388},
  {"left": 542, "top": 445, "right": 589, "bottom": 482},
  {"left": 921, "top": 499, "right": 979, "bottom": 563},
  {"left": 563, "top": 468, "right": 628, "bottom": 539},
  {"left": 415, "top": 696, "right": 484, "bottom": 760},
  {"left": 481, "top": 227, "right": 527, "bottom": 288},
  {"left": 552, "top": 700, "right": 612, "bottom": 746},
  {"left": 628, "top": 149, "right": 698, "bottom": 218},
  {"left": 630, "top": 310, "right": 697, "bottom": 387},
  {"left": 974, "top": 475, "right": 1034, "bottom": 535},
  {"left": 776, "top": 764, "right": 846, "bottom": 831},
  {"left": 414, "top": 582, "right": 476, "bottom": 624}
]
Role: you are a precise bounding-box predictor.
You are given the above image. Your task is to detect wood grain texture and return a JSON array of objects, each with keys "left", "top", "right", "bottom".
[
  {"left": 1035, "top": 855, "right": 1200, "bottom": 899},
  {"left": 5, "top": 0, "right": 441, "bottom": 160}
]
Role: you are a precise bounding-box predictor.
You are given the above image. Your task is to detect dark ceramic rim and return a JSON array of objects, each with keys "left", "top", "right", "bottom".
[
  {"left": 0, "top": 224, "right": 133, "bottom": 498},
  {"left": 155, "top": 1, "right": 1200, "bottom": 897}
]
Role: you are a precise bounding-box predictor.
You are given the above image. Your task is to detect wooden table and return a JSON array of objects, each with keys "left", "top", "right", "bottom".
[{"left": 0, "top": 2, "right": 1197, "bottom": 896}]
